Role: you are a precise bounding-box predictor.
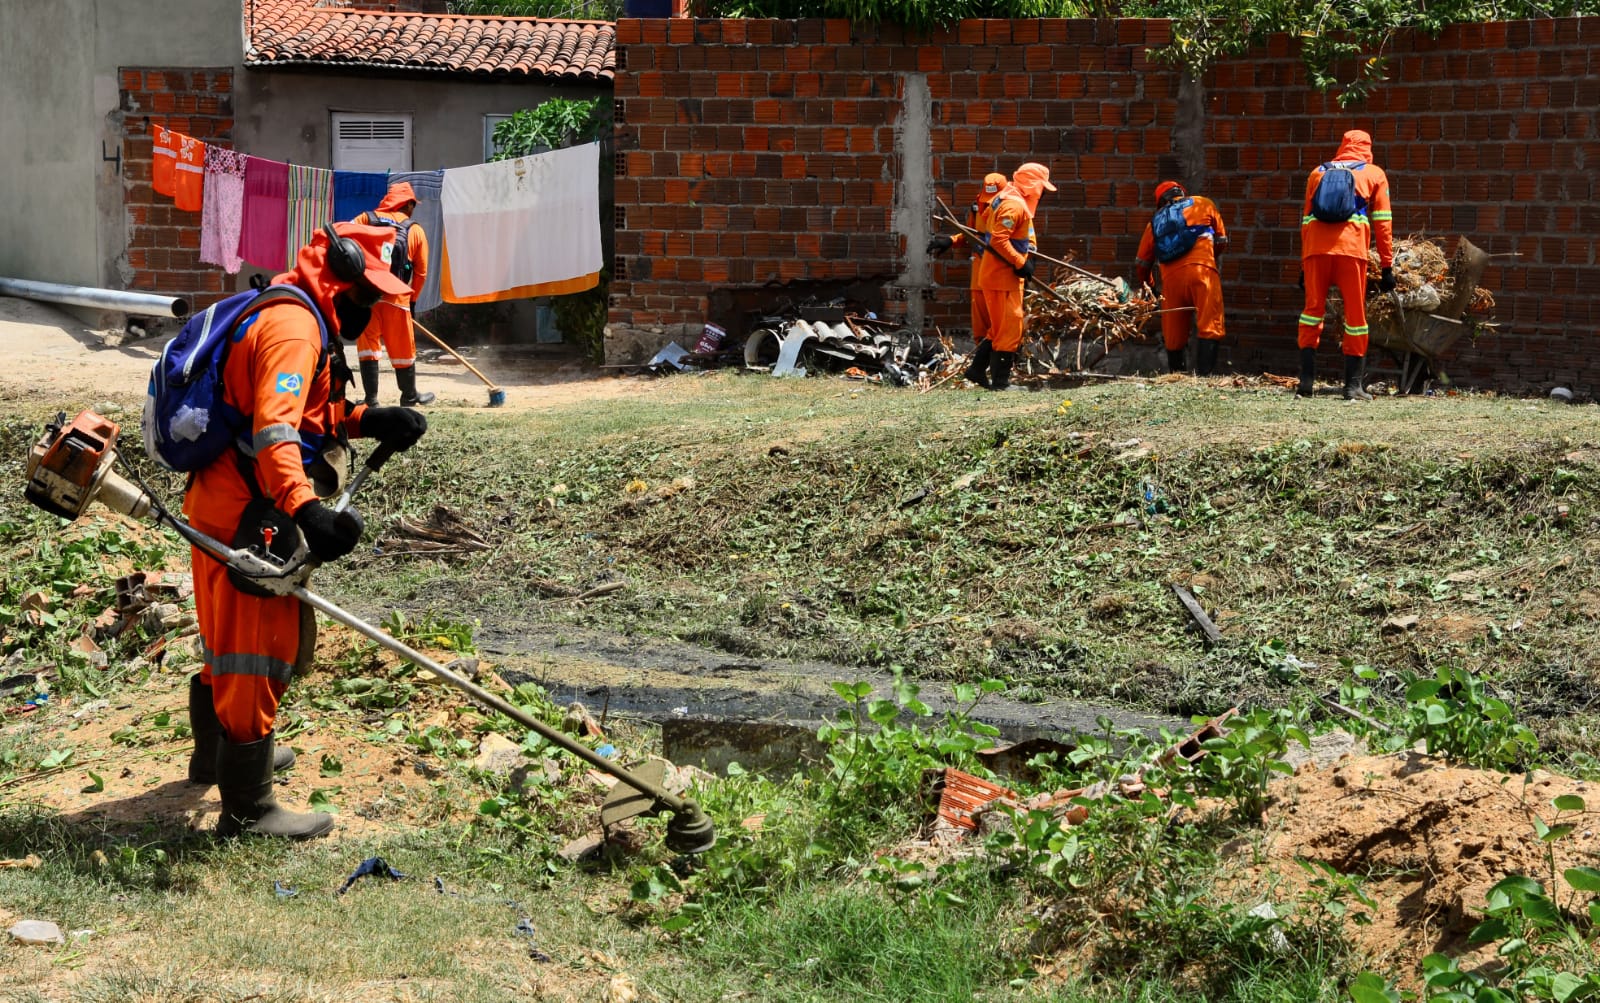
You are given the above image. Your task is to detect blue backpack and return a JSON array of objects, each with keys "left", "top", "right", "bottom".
[
  {"left": 1152, "top": 196, "right": 1200, "bottom": 264},
  {"left": 1310, "top": 162, "right": 1363, "bottom": 223},
  {"left": 141, "top": 285, "right": 325, "bottom": 473}
]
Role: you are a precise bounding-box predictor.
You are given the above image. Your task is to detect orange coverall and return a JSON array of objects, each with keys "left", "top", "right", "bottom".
[
  {"left": 1135, "top": 195, "right": 1228, "bottom": 353},
  {"left": 975, "top": 190, "right": 1039, "bottom": 354},
  {"left": 1298, "top": 130, "right": 1394, "bottom": 357},
  {"left": 183, "top": 247, "right": 370, "bottom": 744},
  {"left": 949, "top": 173, "right": 1007, "bottom": 345},
  {"left": 355, "top": 186, "right": 429, "bottom": 371}
]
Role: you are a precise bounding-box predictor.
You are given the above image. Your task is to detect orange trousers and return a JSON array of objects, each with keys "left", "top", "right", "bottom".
[
  {"left": 356, "top": 302, "right": 418, "bottom": 369},
  {"left": 979, "top": 285, "right": 1025, "bottom": 352},
  {"left": 191, "top": 540, "right": 312, "bottom": 742},
  {"left": 1298, "top": 254, "right": 1369, "bottom": 356},
  {"left": 967, "top": 258, "right": 992, "bottom": 345},
  {"left": 1159, "top": 263, "right": 1225, "bottom": 352}
]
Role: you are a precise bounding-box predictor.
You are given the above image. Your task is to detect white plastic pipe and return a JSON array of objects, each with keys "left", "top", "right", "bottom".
[{"left": 0, "top": 276, "right": 190, "bottom": 319}]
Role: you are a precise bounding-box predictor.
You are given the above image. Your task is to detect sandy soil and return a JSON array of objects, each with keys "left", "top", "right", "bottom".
[
  {"left": 1255, "top": 750, "right": 1600, "bottom": 980},
  {"left": 0, "top": 294, "right": 653, "bottom": 413}
]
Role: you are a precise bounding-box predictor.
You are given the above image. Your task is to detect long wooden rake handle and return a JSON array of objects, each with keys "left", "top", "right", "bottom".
[{"left": 411, "top": 317, "right": 502, "bottom": 392}]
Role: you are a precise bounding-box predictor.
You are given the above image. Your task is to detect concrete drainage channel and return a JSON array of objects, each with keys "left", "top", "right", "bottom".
[{"left": 464, "top": 622, "right": 1189, "bottom": 780}]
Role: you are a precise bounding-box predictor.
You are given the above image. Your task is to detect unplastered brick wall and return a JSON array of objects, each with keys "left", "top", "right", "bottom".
[
  {"left": 611, "top": 17, "right": 1182, "bottom": 344},
  {"left": 1204, "top": 18, "right": 1600, "bottom": 390},
  {"left": 120, "top": 67, "right": 235, "bottom": 313},
  {"left": 612, "top": 17, "right": 1600, "bottom": 391}
]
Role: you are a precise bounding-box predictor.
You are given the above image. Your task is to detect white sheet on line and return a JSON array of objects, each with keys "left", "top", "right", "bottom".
[{"left": 440, "top": 143, "right": 602, "bottom": 299}]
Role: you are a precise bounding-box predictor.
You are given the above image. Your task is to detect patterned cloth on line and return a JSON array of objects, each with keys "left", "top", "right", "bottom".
[
  {"left": 287, "top": 165, "right": 336, "bottom": 265},
  {"left": 201, "top": 147, "right": 247, "bottom": 273}
]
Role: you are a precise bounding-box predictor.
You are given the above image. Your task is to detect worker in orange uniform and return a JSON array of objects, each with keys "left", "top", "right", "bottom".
[
  {"left": 352, "top": 182, "right": 434, "bottom": 407},
  {"left": 927, "top": 172, "right": 1008, "bottom": 387},
  {"left": 184, "top": 222, "right": 427, "bottom": 839},
  {"left": 1297, "top": 129, "right": 1395, "bottom": 400},
  {"left": 975, "top": 163, "right": 1056, "bottom": 392},
  {"left": 1134, "top": 181, "right": 1228, "bottom": 376}
]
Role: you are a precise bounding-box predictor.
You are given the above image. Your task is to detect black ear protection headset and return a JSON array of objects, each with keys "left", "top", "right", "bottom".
[{"left": 322, "top": 223, "right": 367, "bottom": 283}]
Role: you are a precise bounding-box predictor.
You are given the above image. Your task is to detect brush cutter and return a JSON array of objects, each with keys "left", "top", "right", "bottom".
[
  {"left": 23, "top": 411, "right": 715, "bottom": 854},
  {"left": 412, "top": 319, "right": 506, "bottom": 408}
]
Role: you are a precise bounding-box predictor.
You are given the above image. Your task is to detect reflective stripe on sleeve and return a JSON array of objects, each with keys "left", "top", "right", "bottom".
[{"left": 253, "top": 423, "right": 301, "bottom": 452}]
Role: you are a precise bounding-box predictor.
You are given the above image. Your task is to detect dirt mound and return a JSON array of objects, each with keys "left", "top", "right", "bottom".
[{"left": 1255, "top": 751, "right": 1600, "bottom": 975}]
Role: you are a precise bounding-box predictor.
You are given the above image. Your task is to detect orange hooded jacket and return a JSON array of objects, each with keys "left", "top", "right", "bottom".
[
  {"left": 1300, "top": 130, "right": 1394, "bottom": 267},
  {"left": 977, "top": 163, "right": 1055, "bottom": 291},
  {"left": 181, "top": 225, "right": 403, "bottom": 533}
]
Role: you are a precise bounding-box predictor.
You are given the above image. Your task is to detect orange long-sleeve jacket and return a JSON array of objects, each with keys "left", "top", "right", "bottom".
[
  {"left": 1300, "top": 130, "right": 1394, "bottom": 267},
  {"left": 1134, "top": 195, "right": 1227, "bottom": 286},
  {"left": 182, "top": 241, "right": 374, "bottom": 531},
  {"left": 360, "top": 185, "right": 428, "bottom": 309},
  {"left": 951, "top": 173, "right": 1007, "bottom": 290},
  {"left": 976, "top": 190, "right": 1037, "bottom": 291}
]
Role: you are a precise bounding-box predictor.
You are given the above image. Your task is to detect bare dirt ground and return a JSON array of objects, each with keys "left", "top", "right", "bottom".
[
  {"left": 0, "top": 295, "right": 651, "bottom": 412},
  {"left": 1249, "top": 750, "right": 1600, "bottom": 982}
]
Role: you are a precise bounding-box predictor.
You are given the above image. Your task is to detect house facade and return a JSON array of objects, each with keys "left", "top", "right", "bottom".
[{"left": 0, "top": 0, "right": 613, "bottom": 343}]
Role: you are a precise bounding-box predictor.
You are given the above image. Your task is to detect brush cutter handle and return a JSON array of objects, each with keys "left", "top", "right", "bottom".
[{"left": 331, "top": 441, "right": 398, "bottom": 514}]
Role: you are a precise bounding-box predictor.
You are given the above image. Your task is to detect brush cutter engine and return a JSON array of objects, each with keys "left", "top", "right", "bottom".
[{"left": 25, "top": 410, "right": 313, "bottom": 595}]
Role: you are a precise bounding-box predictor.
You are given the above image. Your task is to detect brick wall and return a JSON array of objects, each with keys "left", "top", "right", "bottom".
[
  {"left": 612, "top": 17, "right": 1600, "bottom": 392},
  {"left": 120, "top": 67, "right": 235, "bottom": 313}
]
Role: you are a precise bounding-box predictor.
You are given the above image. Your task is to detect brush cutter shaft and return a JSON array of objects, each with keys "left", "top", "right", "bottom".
[
  {"left": 293, "top": 586, "right": 690, "bottom": 812},
  {"left": 412, "top": 319, "right": 501, "bottom": 393}
]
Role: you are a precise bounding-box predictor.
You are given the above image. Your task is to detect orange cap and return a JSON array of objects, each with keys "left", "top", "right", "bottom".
[
  {"left": 983, "top": 172, "right": 1007, "bottom": 194},
  {"left": 1014, "top": 162, "right": 1057, "bottom": 193},
  {"left": 1154, "top": 180, "right": 1184, "bottom": 204}
]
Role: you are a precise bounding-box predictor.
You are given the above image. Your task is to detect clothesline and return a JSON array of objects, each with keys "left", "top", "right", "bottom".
[{"left": 153, "top": 123, "right": 602, "bottom": 309}]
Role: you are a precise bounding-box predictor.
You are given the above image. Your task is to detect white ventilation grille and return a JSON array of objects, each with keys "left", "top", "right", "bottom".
[{"left": 331, "top": 113, "right": 412, "bottom": 172}]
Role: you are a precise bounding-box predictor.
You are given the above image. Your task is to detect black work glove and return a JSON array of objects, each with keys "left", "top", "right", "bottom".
[
  {"left": 360, "top": 406, "right": 428, "bottom": 452},
  {"left": 1014, "top": 258, "right": 1036, "bottom": 280},
  {"left": 1379, "top": 267, "right": 1396, "bottom": 292},
  {"left": 926, "top": 234, "right": 954, "bottom": 256},
  {"left": 295, "top": 501, "right": 364, "bottom": 563}
]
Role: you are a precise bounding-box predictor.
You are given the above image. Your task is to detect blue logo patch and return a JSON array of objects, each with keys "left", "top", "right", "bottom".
[{"left": 275, "top": 372, "right": 304, "bottom": 397}]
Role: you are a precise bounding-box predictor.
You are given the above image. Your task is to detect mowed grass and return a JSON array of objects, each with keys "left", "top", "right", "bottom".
[
  {"left": 300, "top": 373, "right": 1600, "bottom": 756},
  {"left": 1, "top": 375, "right": 1596, "bottom": 1001}
]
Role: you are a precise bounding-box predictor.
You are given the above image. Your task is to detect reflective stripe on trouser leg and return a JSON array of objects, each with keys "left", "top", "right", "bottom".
[
  {"left": 378, "top": 303, "right": 418, "bottom": 370},
  {"left": 190, "top": 541, "right": 303, "bottom": 743},
  {"left": 1330, "top": 254, "right": 1370, "bottom": 356},
  {"left": 982, "top": 286, "right": 1025, "bottom": 353},
  {"left": 1297, "top": 254, "right": 1334, "bottom": 350}
]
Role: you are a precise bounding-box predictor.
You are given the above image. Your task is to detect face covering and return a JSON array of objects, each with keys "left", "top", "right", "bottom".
[{"left": 333, "top": 290, "right": 373, "bottom": 341}]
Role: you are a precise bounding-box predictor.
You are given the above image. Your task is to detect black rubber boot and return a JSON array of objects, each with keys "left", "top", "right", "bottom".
[
  {"left": 359, "top": 360, "right": 381, "bottom": 408},
  {"left": 963, "top": 340, "right": 993, "bottom": 388},
  {"left": 988, "top": 351, "right": 1025, "bottom": 391},
  {"left": 1166, "top": 348, "right": 1187, "bottom": 374},
  {"left": 1343, "top": 354, "right": 1373, "bottom": 401},
  {"left": 214, "top": 733, "right": 333, "bottom": 840},
  {"left": 188, "top": 675, "right": 293, "bottom": 785},
  {"left": 395, "top": 366, "right": 435, "bottom": 407},
  {"left": 1296, "top": 348, "right": 1317, "bottom": 398},
  {"left": 1196, "top": 339, "right": 1219, "bottom": 377}
]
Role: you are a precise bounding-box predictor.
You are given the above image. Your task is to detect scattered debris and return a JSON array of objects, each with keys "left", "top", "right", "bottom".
[
  {"left": 602, "top": 972, "right": 639, "bottom": 1003},
  {"left": 973, "top": 738, "right": 1076, "bottom": 785},
  {"left": 0, "top": 855, "right": 43, "bottom": 870},
  {"left": 1382, "top": 614, "right": 1420, "bottom": 635},
  {"left": 7, "top": 920, "right": 65, "bottom": 946},
  {"left": 376, "top": 506, "right": 489, "bottom": 559},
  {"left": 273, "top": 880, "right": 299, "bottom": 899},
  {"left": 1171, "top": 583, "right": 1223, "bottom": 648},
  {"left": 513, "top": 916, "right": 552, "bottom": 962},
  {"left": 473, "top": 733, "right": 524, "bottom": 776},
  {"left": 336, "top": 856, "right": 408, "bottom": 895}
]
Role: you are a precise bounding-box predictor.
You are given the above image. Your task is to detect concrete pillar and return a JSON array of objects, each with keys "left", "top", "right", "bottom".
[{"left": 892, "top": 72, "right": 931, "bottom": 331}]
